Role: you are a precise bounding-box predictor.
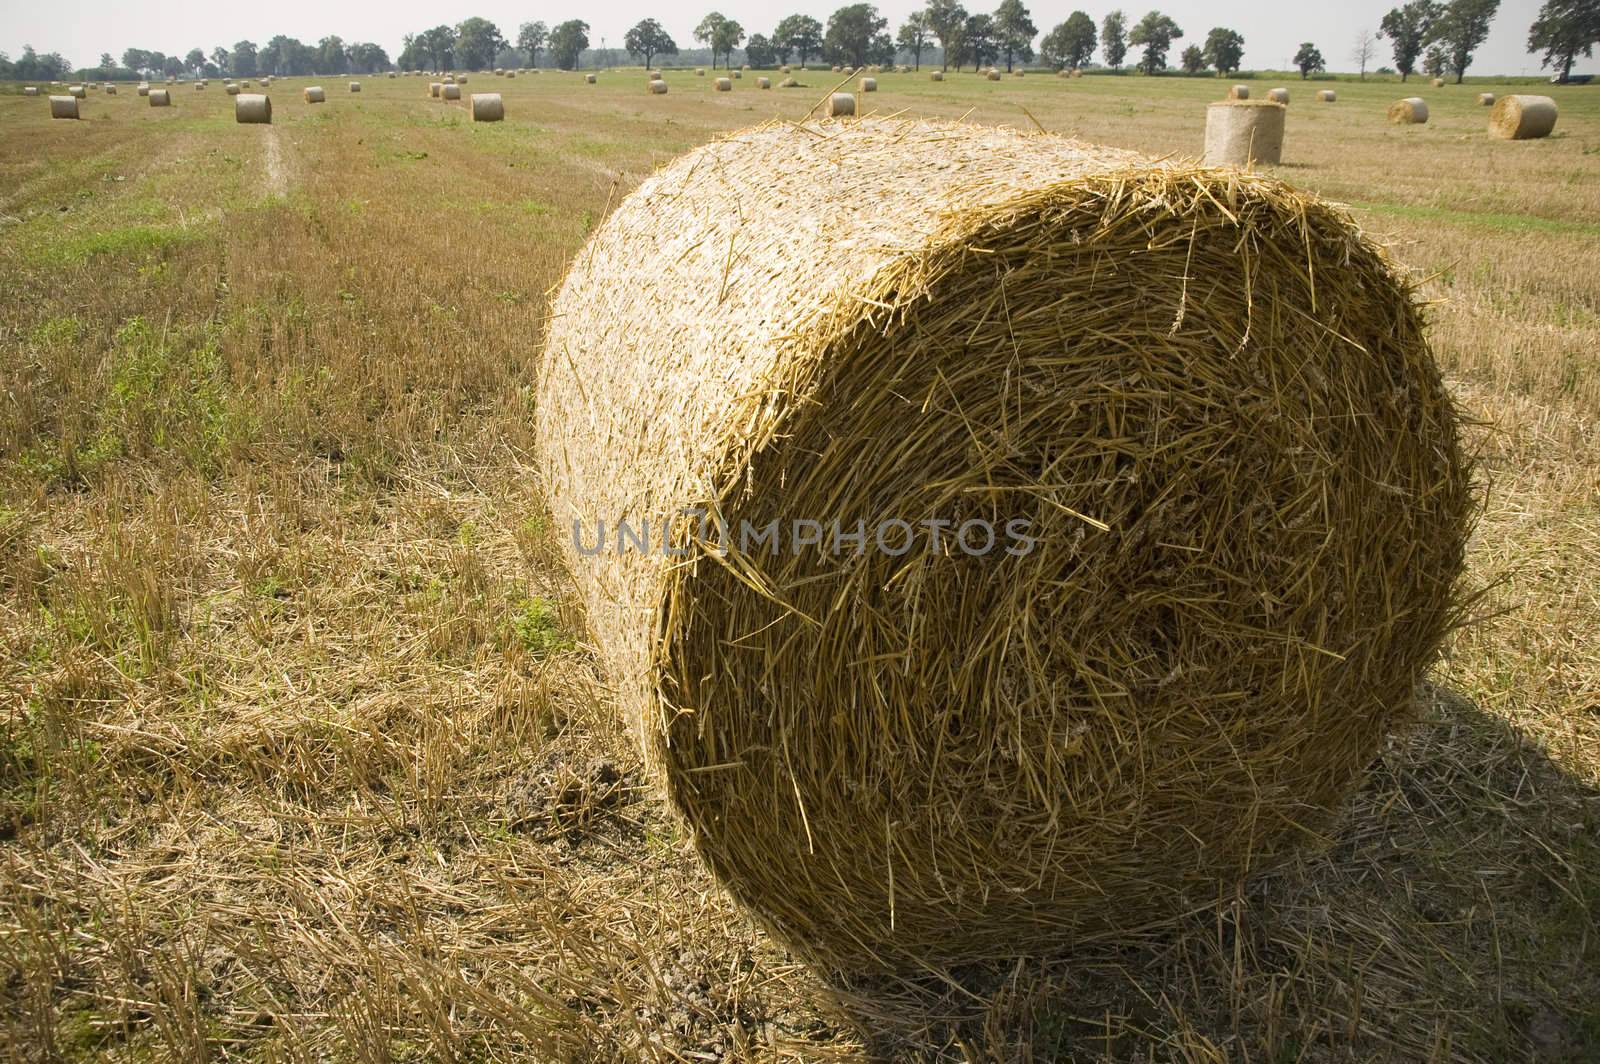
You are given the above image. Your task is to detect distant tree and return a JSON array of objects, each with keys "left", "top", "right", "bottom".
[
  {"left": 418, "top": 25, "right": 456, "bottom": 70},
  {"left": 897, "top": 11, "right": 932, "bottom": 69},
  {"left": 232, "top": 40, "right": 258, "bottom": 77},
  {"left": 774, "top": 13, "right": 825, "bottom": 66},
  {"left": 98, "top": 52, "right": 116, "bottom": 76},
  {"left": 958, "top": 12, "right": 998, "bottom": 68},
  {"left": 1428, "top": 0, "right": 1501, "bottom": 81},
  {"left": 744, "top": 32, "right": 777, "bottom": 66},
  {"left": 1351, "top": 27, "right": 1377, "bottom": 79},
  {"left": 164, "top": 54, "right": 186, "bottom": 77},
  {"left": 1422, "top": 42, "right": 1449, "bottom": 74},
  {"left": 923, "top": 0, "right": 968, "bottom": 69},
  {"left": 824, "top": 4, "right": 889, "bottom": 67},
  {"left": 1128, "top": 11, "right": 1182, "bottom": 74},
  {"left": 209, "top": 47, "right": 228, "bottom": 74},
  {"left": 1293, "top": 41, "right": 1325, "bottom": 77},
  {"left": 186, "top": 47, "right": 206, "bottom": 75},
  {"left": 696, "top": 12, "right": 745, "bottom": 68},
  {"left": 454, "top": 18, "right": 505, "bottom": 70},
  {"left": 349, "top": 42, "right": 390, "bottom": 73},
  {"left": 1100, "top": 9, "right": 1129, "bottom": 70},
  {"left": 12, "top": 44, "right": 73, "bottom": 80},
  {"left": 1202, "top": 26, "right": 1245, "bottom": 73},
  {"left": 517, "top": 22, "right": 548, "bottom": 67},
  {"left": 1042, "top": 11, "right": 1098, "bottom": 69},
  {"left": 549, "top": 20, "right": 590, "bottom": 70},
  {"left": 1180, "top": 44, "right": 1206, "bottom": 72},
  {"left": 1528, "top": 0, "right": 1600, "bottom": 81},
  {"left": 993, "top": 0, "right": 1037, "bottom": 71},
  {"left": 316, "top": 36, "right": 347, "bottom": 74},
  {"left": 624, "top": 19, "right": 676, "bottom": 68},
  {"left": 1379, "top": 1, "right": 1442, "bottom": 81}
]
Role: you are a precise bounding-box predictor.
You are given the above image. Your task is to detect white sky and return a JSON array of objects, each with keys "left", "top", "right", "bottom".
[{"left": 3, "top": 0, "right": 1588, "bottom": 76}]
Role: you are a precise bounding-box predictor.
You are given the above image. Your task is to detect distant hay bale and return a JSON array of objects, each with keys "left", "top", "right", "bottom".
[
  {"left": 825, "top": 91, "right": 855, "bottom": 116},
  {"left": 1267, "top": 87, "right": 1289, "bottom": 104},
  {"left": 1478, "top": 92, "right": 1495, "bottom": 105},
  {"left": 388, "top": 72, "right": 395, "bottom": 78},
  {"left": 1430, "top": 77, "right": 1444, "bottom": 88},
  {"left": 930, "top": 70, "right": 944, "bottom": 81},
  {"left": 650, "top": 80, "right": 668, "bottom": 94},
  {"left": 226, "top": 83, "right": 240, "bottom": 95},
  {"left": 304, "top": 86, "right": 326, "bottom": 103},
  {"left": 742, "top": 64, "right": 751, "bottom": 71},
  {"left": 349, "top": 81, "right": 361, "bottom": 92},
  {"left": 149, "top": 89, "right": 171, "bottom": 107},
  {"left": 1228, "top": 83, "right": 1249, "bottom": 99},
  {"left": 585, "top": 73, "right": 597, "bottom": 83},
  {"left": 137, "top": 82, "right": 150, "bottom": 96},
  {"left": 442, "top": 84, "right": 461, "bottom": 100},
  {"left": 458, "top": 75, "right": 468, "bottom": 83},
  {"left": 444, "top": 74, "right": 455, "bottom": 84},
  {"left": 1071, "top": 67, "right": 1084, "bottom": 77},
  {"left": 757, "top": 76, "right": 770, "bottom": 89},
  {"left": 495, "top": 67, "right": 504, "bottom": 75},
  {"left": 429, "top": 82, "right": 442, "bottom": 97},
  {"left": 235, "top": 93, "right": 271, "bottom": 124},
  {"left": 1204, "top": 100, "right": 1287, "bottom": 167},
  {"left": 832, "top": 64, "right": 842, "bottom": 72},
  {"left": 1388, "top": 97, "right": 1428, "bottom": 124},
  {"left": 1057, "top": 68, "right": 1070, "bottom": 77},
  {"left": 194, "top": 82, "right": 205, "bottom": 91},
  {"left": 104, "top": 84, "right": 116, "bottom": 94},
  {"left": 1488, "top": 94, "right": 1558, "bottom": 139},
  {"left": 696, "top": 68, "right": 705, "bottom": 76},
  {"left": 732, "top": 69, "right": 741, "bottom": 78},
  {"left": 49, "top": 95, "right": 79, "bottom": 119},
  {"left": 1013, "top": 69, "right": 1025, "bottom": 77},
  {"left": 470, "top": 93, "right": 504, "bottom": 121},
  {"left": 1317, "top": 89, "right": 1336, "bottom": 102},
  {"left": 24, "top": 86, "right": 39, "bottom": 96},
  {"left": 781, "top": 65, "right": 791, "bottom": 73},
  {"left": 649, "top": 70, "right": 662, "bottom": 79},
  {"left": 68, "top": 84, "right": 86, "bottom": 98},
  {"left": 859, "top": 76, "right": 877, "bottom": 92},
  {"left": 779, "top": 77, "right": 798, "bottom": 88},
  {"left": 986, "top": 69, "right": 1001, "bottom": 80},
  {"left": 537, "top": 117, "right": 1473, "bottom": 974},
  {"left": 715, "top": 77, "right": 732, "bottom": 91}
]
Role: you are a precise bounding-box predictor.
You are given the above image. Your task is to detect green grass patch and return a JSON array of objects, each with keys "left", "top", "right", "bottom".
[{"left": 1352, "top": 202, "right": 1600, "bottom": 238}]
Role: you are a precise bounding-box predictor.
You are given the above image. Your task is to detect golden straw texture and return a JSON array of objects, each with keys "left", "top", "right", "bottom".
[
  {"left": 1488, "top": 94, "right": 1558, "bottom": 139},
  {"left": 536, "top": 118, "right": 1472, "bottom": 972}
]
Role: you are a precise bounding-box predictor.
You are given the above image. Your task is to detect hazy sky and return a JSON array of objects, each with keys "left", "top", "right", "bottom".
[{"left": 4, "top": 0, "right": 1588, "bottom": 77}]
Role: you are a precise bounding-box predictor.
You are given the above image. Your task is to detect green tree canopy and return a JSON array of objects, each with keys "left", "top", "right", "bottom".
[
  {"left": 1202, "top": 27, "right": 1244, "bottom": 74},
  {"left": 1100, "top": 9, "right": 1128, "bottom": 69},
  {"left": 1528, "top": 0, "right": 1600, "bottom": 81},
  {"left": 624, "top": 19, "right": 676, "bottom": 68},
  {"left": 1128, "top": 10, "right": 1183, "bottom": 74}
]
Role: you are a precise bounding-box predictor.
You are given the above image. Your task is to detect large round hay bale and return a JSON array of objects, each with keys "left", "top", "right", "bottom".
[
  {"left": 1203, "top": 100, "right": 1287, "bottom": 166},
  {"left": 1488, "top": 94, "right": 1557, "bottom": 139},
  {"left": 696, "top": 67, "right": 705, "bottom": 76},
  {"left": 930, "top": 70, "right": 944, "bottom": 81},
  {"left": 650, "top": 80, "right": 669, "bottom": 94},
  {"left": 49, "top": 94, "right": 79, "bottom": 119},
  {"left": 429, "top": 82, "right": 442, "bottom": 98},
  {"left": 68, "top": 84, "right": 86, "bottom": 98},
  {"left": 235, "top": 93, "right": 271, "bottom": 124},
  {"left": 1228, "top": 83, "right": 1249, "bottom": 99},
  {"left": 349, "top": 81, "right": 361, "bottom": 92},
  {"left": 304, "top": 86, "right": 326, "bottom": 103},
  {"left": 1267, "top": 87, "right": 1289, "bottom": 104},
  {"left": 1478, "top": 92, "right": 1495, "bottom": 106},
  {"left": 757, "top": 76, "right": 771, "bottom": 89},
  {"left": 859, "top": 76, "right": 877, "bottom": 92},
  {"left": 137, "top": 82, "right": 150, "bottom": 96},
  {"left": 825, "top": 91, "right": 855, "bottom": 116},
  {"left": 1317, "top": 89, "right": 1336, "bottom": 102},
  {"left": 149, "top": 89, "right": 171, "bottom": 107},
  {"left": 470, "top": 92, "right": 504, "bottom": 121},
  {"left": 442, "top": 83, "right": 461, "bottom": 100},
  {"left": 535, "top": 118, "right": 1472, "bottom": 972},
  {"left": 1388, "top": 97, "right": 1428, "bottom": 124},
  {"left": 715, "top": 77, "right": 732, "bottom": 91}
]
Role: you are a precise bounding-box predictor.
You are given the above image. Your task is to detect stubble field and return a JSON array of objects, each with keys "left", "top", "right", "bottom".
[{"left": 0, "top": 68, "right": 1597, "bottom": 1062}]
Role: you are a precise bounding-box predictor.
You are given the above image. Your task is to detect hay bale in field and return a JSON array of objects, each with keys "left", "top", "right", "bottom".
[
  {"left": 986, "top": 68, "right": 1001, "bottom": 80},
  {"left": 104, "top": 84, "right": 116, "bottom": 94},
  {"left": 505, "top": 71, "right": 515, "bottom": 79},
  {"left": 194, "top": 82, "right": 205, "bottom": 91},
  {"left": 649, "top": 70, "right": 662, "bottom": 79},
  {"left": 235, "top": 93, "right": 271, "bottom": 124},
  {"left": 137, "top": 82, "right": 150, "bottom": 96},
  {"left": 68, "top": 84, "right": 86, "bottom": 98},
  {"left": 1478, "top": 92, "right": 1495, "bottom": 106},
  {"left": 757, "top": 76, "right": 771, "bottom": 89},
  {"left": 1488, "top": 94, "right": 1558, "bottom": 139},
  {"left": 781, "top": 65, "right": 791, "bottom": 73},
  {"left": 1267, "top": 87, "right": 1289, "bottom": 104},
  {"left": 732, "top": 69, "right": 742, "bottom": 78},
  {"left": 536, "top": 117, "right": 1472, "bottom": 973},
  {"left": 1228, "top": 83, "right": 1249, "bottom": 99},
  {"left": 779, "top": 77, "right": 799, "bottom": 88},
  {"left": 696, "top": 68, "right": 705, "bottom": 76},
  {"left": 859, "top": 76, "right": 877, "bottom": 92},
  {"left": 832, "top": 64, "right": 842, "bottom": 71},
  {"left": 1203, "top": 100, "right": 1286, "bottom": 166},
  {"left": 429, "top": 82, "right": 442, "bottom": 97},
  {"left": 458, "top": 75, "right": 468, "bottom": 83},
  {"left": 650, "top": 80, "right": 669, "bottom": 94},
  {"left": 23, "top": 86, "right": 39, "bottom": 96},
  {"left": 444, "top": 74, "right": 455, "bottom": 84},
  {"left": 349, "top": 81, "right": 361, "bottom": 92},
  {"left": 1388, "top": 97, "right": 1428, "bottom": 124},
  {"left": 226, "top": 83, "right": 240, "bottom": 95},
  {"left": 149, "top": 89, "right": 171, "bottom": 107},
  {"left": 442, "top": 84, "right": 461, "bottom": 100},
  {"left": 470, "top": 93, "right": 504, "bottom": 121},
  {"left": 49, "top": 95, "right": 79, "bottom": 118},
  {"left": 930, "top": 70, "right": 944, "bottom": 81},
  {"left": 1013, "top": 69, "right": 1025, "bottom": 77},
  {"left": 825, "top": 92, "right": 855, "bottom": 116},
  {"left": 388, "top": 72, "right": 396, "bottom": 78},
  {"left": 304, "top": 86, "right": 326, "bottom": 103},
  {"left": 1430, "top": 77, "right": 1444, "bottom": 88},
  {"left": 1317, "top": 89, "right": 1336, "bottom": 102},
  {"left": 585, "top": 73, "right": 596, "bottom": 84},
  {"left": 715, "top": 77, "right": 732, "bottom": 91}
]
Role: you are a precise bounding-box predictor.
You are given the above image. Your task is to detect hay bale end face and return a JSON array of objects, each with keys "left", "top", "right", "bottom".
[
  {"left": 1489, "top": 94, "right": 1558, "bottom": 139},
  {"left": 1478, "top": 92, "right": 1495, "bottom": 106},
  {"left": 585, "top": 73, "right": 596, "bottom": 84},
  {"left": 1388, "top": 97, "right": 1428, "bottom": 124},
  {"left": 234, "top": 93, "right": 271, "bottom": 124},
  {"left": 1317, "top": 89, "right": 1336, "bottom": 102},
  {"left": 825, "top": 92, "right": 856, "bottom": 116},
  {"left": 304, "top": 86, "right": 326, "bottom": 103},
  {"left": 536, "top": 117, "right": 1472, "bottom": 973},
  {"left": 1267, "top": 87, "right": 1289, "bottom": 104},
  {"left": 860, "top": 76, "right": 877, "bottom": 92},
  {"left": 148, "top": 89, "right": 171, "bottom": 107},
  {"left": 1228, "top": 83, "right": 1249, "bottom": 99},
  {"left": 442, "top": 84, "right": 461, "bottom": 100},
  {"left": 715, "top": 77, "right": 732, "bottom": 91},
  {"left": 429, "top": 82, "right": 442, "bottom": 98},
  {"left": 49, "top": 95, "right": 79, "bottom": 119},
  {"left": 1203, "top": 100, "right": 1286, "bottom": 167},
  {"left": 349, "top": 81, "right": 361, "bottom": 92},
  {"left": 470, "top": 92, "right": 504, "bottom": 121}
]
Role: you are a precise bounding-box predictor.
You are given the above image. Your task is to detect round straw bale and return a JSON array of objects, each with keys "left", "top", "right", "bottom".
[
  {"left": 781, "top": 65, "right": 791, "bottom": 73},
  {"left": 349, "top": 81, "right": 361, "bottom": 92},
  {"left": 1228, "top": 83, "right": 1249, "bottom": 99},
  {"left": 68, "top": 84, "right": 86, "bottom": 98},
  {"left": 930, "top": 70, "right": 944, "bottom": 81},
  {"left": 649, "top": 70, "right": 662, "bottom": 79},
  {"left": 859, "top": 76, "right": 877, "bottom": 92},
  {"left": 586, "top": 73, "right": 597, "bottom": 83},
  {"left": 733, "top": 69, "right": 741, "bottom": 78},
  {"left": 1477, "top": 92, "right": 1495, "bottom": 106},
  {"left": 696, "top": 68, "right": 705, "bottom": 76},
  {"left": 1267, "top": 87, "right": 1289, "bottom": 104},
  {"left": 650, "top": 80, "right": 669, "bottom": 94},
  {"left": 442, "top": 84, "right": 461, "bottom": 100},
  {"left": 1488, "top": 94, "right": 1557, "bottom": 139},
  {"left": 1430, "top": 77, "right": 1444, "bottom": 88},
  {"left": 458, "top": 75, "right": 468, "bottom": 83},
  {"left": 779, "top": 77, "right": 798, "bottom": 88},
  {"left": 716, "top": 77, "right": 732, "bottom": 91},
  {"left": 137, "top": 82, "right": 150, "bottom": 96},
  {"left": 1071, "top": 67, "right": 1084, "bottom": 77},
  {"left": 986, "top": 69, "right": 1001, "bottom": 80},
  {"left": 429, "top": 82, "right": 442, "bottom": 97},
  {"left": 226, "top": 82, "right": 241, "bottom": 95},
  {"left": 194, "top": 82, "right": 205, "bottom": 91},
  {"left": 49, "top": 95, "right": 79, "bottom": 119},
  {"left": 825, "top": 91, "right": 855, "bottom": 116},
  {"left": 304, "top": 86, "right": 326, "bottom": 103},
  {"left": 23, "top": 86, "right": 39, "bottom": 96},
  {"left": 1388, "top": 97, "right": 1428, "bottom": 124},
  {"left": 104, "top": 84, "right": 116, "bottom": 94},
  {"left": 1203, "top": 100, "right": 1286, "bottom": 166},
  {"left": 149, "top": 89, "right": 171, "bottom": 107},
  {"left": 832, "top": 64, "right": 842, "bottom": 71},
  {"left": 1013, "top": 69, "right": 1025, "bottom": 77},
  {"left": 235, "top": 93, "right": 271, "bottom": 124},
  {"left": 757, "top": 76, "right": 771, "bottom": 89},
  {"left": 444, "top": 74, "right": 455, "bottom": 83},
  {"left": 536, "top": 117, "right": 1471, "bottom": 973},
  {"left": 1317, "top": 89, "right": 1336, "bottom": 102},
  {"left": 388, "top": 72, "right": 396, "bottom": 78},
  {"left": 470, "top": 92, "right": 504, "bottom": 121}
]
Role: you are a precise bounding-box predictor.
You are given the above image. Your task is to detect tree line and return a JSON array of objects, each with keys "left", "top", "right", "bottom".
[{"left": 4, "top": 0, "right": 1594, "bottom": 82}]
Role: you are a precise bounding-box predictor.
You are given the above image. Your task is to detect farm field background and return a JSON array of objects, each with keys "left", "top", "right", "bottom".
[{"left": 1, "top": 69, "right": 1597, "bottom": 1061}]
